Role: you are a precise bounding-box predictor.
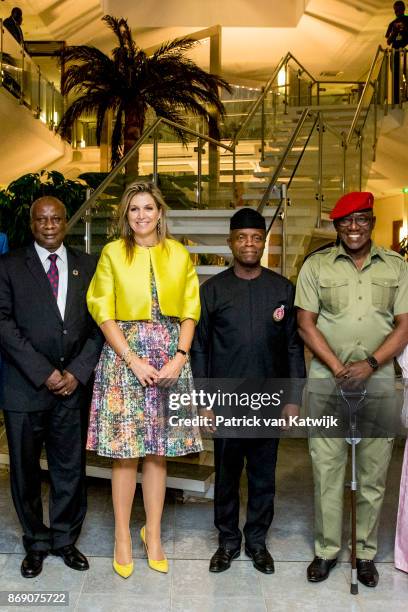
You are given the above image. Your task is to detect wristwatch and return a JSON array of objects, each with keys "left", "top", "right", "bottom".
[{"left": 366, "top": 355, "right": 379, "bottom": 371}]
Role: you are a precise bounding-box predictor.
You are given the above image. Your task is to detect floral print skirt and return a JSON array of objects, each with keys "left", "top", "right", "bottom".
[{"left": 87, "top": 316, "right": 203, "bottom": 458}]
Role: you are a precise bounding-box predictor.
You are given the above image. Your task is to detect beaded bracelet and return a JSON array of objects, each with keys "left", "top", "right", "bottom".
[{"left": 121, "top": 347, "right": 133, "bottom": 365}]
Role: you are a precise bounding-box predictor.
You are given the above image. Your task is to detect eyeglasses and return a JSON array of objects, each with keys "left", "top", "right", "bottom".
[{"left": 336, "top": 215, "right": 373, "bottom": 228}]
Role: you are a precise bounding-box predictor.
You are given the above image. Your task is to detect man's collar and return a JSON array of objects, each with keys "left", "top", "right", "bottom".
[
  {"left": 332, "top": 240, "right": 386, "bottom": 263},
  {"left": 34, "top": 242, "right": 67, "bottom": 264}
]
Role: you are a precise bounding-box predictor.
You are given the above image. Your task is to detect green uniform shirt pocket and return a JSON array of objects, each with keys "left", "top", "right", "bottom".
[
  {"left": 319, "top": 278, "right": 349, "bottom": 314},
  {"left": 371, "top": 277, "right": 398, "bottom": 312}
]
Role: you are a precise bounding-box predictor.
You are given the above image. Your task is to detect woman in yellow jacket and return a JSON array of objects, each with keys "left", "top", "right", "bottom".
[{"left": 87, "top": 181, "right": 202, "bottom": 578}]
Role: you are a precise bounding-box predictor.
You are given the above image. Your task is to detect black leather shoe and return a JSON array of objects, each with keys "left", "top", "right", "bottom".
[
  {"left": 209, "top": 546, "right": 240, "bottom": 572},
  {"left": 51, "top": 545, "right": 89, "bottom": 571},
  {"left": 245, "top": 546, "right": 275, "bottom": 574},
  {"left": 21, "top": 551, "right": 48, "bottom": 578},
  {"left": 307, "top": 556, "right": 337, "bottom": 582},
  {"left": 356, "top": 559, "right": 379, "bottom": 588}
]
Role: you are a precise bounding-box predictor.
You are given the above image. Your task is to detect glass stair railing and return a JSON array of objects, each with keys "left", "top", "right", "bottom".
[
  {"left": 66, "top": 119, "right": 238, "bottom": 262},
  {"left": 255, "top": 46, "right": 390, "bottom": 278},
  {"left": 66, "top": 46, "right": 392, "bottom": 280},
  {"left": 0, "top": 20, "right": 64, "bottom": 129}
]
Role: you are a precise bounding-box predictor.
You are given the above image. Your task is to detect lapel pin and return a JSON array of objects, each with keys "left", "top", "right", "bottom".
[
  {"left": 72, "top": 269, "right": 79, "bottom": 276},
  {"left": 273, "top": 304, "right": 285, "bottom": 322}
]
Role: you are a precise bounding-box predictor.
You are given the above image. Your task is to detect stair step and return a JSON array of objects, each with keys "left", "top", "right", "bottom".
[
  {"left": 167, "top": 206, "right": 278, "bottom": 219},
  {"left": 187, "top": 245, "right": 301, "bottom": 255},
  {"left": 0, "top": 426, "right": 213, "bottom": 495},
  {"left": 259, "top": 154, "right": 343, "bottom": 169},
  {"left": 249, "top": 172, "right": 341, "bottom": 188},
  {"left": 289, "top": 104, "right": 358, "bottom": 113},
  {"left": 196, "top": 265, "right": 295, "bottom": 277}
]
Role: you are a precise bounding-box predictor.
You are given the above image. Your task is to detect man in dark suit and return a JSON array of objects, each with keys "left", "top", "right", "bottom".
[
  {"left": 0, "top": 196, "right": 103, "bottom": 578},
  {"left": 3, "top": 7, "right": 24, "bottom": 46},
  {"left": 191, "top": 208, "right": 305, "bottom": 574}
]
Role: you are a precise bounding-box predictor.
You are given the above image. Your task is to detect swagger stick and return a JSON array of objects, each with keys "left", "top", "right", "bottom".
[
  {"left": 339, "top": 386, "right": 366, "bottom": 596},
  {"left": 349, "top": 414, "right": 359, "bottom": 595}
]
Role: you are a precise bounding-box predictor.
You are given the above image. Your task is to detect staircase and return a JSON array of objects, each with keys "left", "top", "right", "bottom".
[
  {"left": 66, "top": 47, "right": 390, "bottom": 284},
  {"left": 167, "top": 205, "right": 317, "bottom": 281},
  {"left": 67, "top": 48, "right": 387, "bottom": 284}
]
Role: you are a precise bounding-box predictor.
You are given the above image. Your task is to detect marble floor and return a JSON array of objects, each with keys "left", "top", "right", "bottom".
[{"left": 0, "top": 439, "right": 407, "bottom": 611}]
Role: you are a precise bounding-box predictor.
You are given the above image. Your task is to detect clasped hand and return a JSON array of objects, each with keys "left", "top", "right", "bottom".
[
  {"left": 335, "top": 359, "right": 374, "bottom": 388},
  {"left": 45, "top": 369, "right": 79, "bottom": 395},
  {"left": 129, "top": 354, "right": 185, "bottom": 387},
  {"left": 280, "top": 403, "right": 300, "bottom": 431}
]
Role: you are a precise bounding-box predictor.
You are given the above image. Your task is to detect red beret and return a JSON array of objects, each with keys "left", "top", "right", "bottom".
[{"left": 329, "top": 192, "right": 374, "bottom": 220}]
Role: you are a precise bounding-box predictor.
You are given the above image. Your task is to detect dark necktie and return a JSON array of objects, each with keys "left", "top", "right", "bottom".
[{"left": 47, "top": 253, "right": 59, "bottom": 300}]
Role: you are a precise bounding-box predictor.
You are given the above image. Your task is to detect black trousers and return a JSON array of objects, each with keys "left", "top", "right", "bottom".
[
  {"left": 393, "top": 51, "right": 401, "bottom": 104},
  {"left": 4, "top": 403, "right": 87, "bottom": 552},
  {"left": 213, "top": 437, "right": 279, "bottom": 550},
  {"left": 392, "top": 50, "right": 407, "bottom": 104}
]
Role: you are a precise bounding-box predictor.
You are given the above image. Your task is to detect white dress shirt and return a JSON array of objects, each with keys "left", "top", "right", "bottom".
[{"left": 34, "top": 242, "right": 68, "bottom": 319}]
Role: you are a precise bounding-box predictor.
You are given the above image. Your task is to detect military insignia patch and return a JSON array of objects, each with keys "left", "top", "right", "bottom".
[{"left": 273, "top": 304, "right": 285, "bottom": 322}]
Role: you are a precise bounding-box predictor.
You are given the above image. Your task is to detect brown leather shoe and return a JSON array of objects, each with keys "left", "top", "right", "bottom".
[
  {"left": 307, "top": 556, "right": 337, "bottom": 582},
  {"left": 21, "top": 551, "right": 48, "bottom": 578},
  {"left": 356, "top": 559, "right": 379, "bottom": 588}
]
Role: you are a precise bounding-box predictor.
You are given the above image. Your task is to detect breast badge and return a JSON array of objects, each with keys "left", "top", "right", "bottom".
[{"left": 273, "top": 305, "right": 285, "bottom": 322}]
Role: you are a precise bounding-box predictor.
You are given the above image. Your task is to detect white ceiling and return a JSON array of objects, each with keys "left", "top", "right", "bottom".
[
  {"left": 101, "top": 0, "right": 306, "bottom": 28},
  {"left": 0, "top": 0, "right": 395, "bottom": 83}
]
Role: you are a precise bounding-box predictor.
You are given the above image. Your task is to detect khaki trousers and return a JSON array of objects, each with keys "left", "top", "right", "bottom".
[{"left": 309, "top": 435, "right": 393, "bottom": 560}]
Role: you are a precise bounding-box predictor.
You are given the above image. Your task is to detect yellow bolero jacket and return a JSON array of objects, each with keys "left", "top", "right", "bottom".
[{"left": 87, "top": 238, "right": 200, "bottom": 326}]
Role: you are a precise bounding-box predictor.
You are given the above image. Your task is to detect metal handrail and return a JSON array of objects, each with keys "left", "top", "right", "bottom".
[
  {"left": 264, "top": 113, "right": 319, "bottom": 234},
  {"left": 67, "top": 45, "right": 392, "bottom": 238},
  {"left": 315, "top": 80, "right": 365, "bottom": 86},
  {"left": 67, "top": 119, "right": 161, "bottom": 230},
  {"left": 230, "top": 53, "right": 291, "bottom": 145},
  {"left": 259, "top": 106, "right": 344, "bottom": 229},
  {"left": 256, "top": 107, "right": 313, "bottom": 214},
  {"left": 287, "top": 114, "right": 320, "bottom": 191},
  {"left": 321, "top": 121, "right": 343, "bottom": 141},
  {"left": 229, "top": 51, "right": 368, "bottom": 149},
  {"left": 288, "top": 55, "right": 317, "bottom": 84},
  {"left": 230, "top": 52, "right": 320, "bottom": 146},
  {"left": 259, "top": 107, "right": 346, "bottom": 272},
  {"left": 345, "top": 46, "right": 386, "bottom": 145},
  {"left": 163, "top": 118, "right": 233, "bottom": 151},
  {"left": 67, "top": 117, "right": 234, "bottom": 230}
]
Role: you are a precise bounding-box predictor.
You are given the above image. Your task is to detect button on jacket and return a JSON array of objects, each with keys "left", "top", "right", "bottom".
[
  {"left": 0, "top": 243, "right": 103, "bottom": 412},
  {"left": 87, "top": 238, "right": 200, "bottom": 325},
  {"left": 295, "top": 242, "right": 408, "bottom": 379}
]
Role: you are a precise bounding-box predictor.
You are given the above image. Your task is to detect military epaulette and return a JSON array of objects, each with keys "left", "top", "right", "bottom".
[
  {"left": 303, "top": 241, "right": 337, "bottom": 262},
  {"left": 378, "top": 246, "right": 405, "bottom": 260}
]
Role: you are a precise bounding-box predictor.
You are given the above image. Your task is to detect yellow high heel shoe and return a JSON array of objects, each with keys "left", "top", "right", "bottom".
[
  {"left": 140, "top": 526, "right": 168, "bottom": 573},
  {"left": 113, "top": 540, "right": 134, "bottom": 579}
]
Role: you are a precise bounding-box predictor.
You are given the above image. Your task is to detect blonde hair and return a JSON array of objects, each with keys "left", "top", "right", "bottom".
[{"left": 117, "top": 181, "right": 170, "bottom": 261}]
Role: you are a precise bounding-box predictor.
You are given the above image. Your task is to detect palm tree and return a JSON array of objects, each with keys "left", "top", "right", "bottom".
[{"left": 57, "top": 15, "right": 230, "bottom": 174}]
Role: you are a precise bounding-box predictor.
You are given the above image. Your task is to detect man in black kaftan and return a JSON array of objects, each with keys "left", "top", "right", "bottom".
[{"left": 191, "top": 208, "right": 305, "bottom": 574}]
